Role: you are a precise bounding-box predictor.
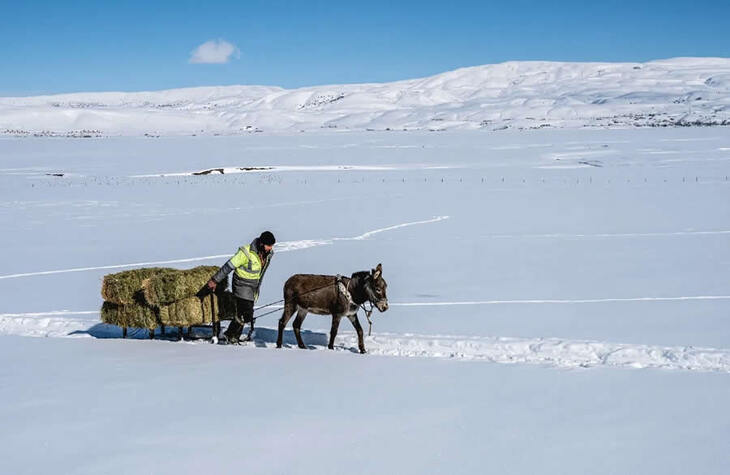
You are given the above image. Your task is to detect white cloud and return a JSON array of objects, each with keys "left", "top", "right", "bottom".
[{"left": 189, "top": 39, "right": 240, "bottom": 64}]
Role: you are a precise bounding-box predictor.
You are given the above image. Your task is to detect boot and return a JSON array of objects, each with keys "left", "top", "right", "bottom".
[
  {"left": 241, "top": 319, "right": 255, "bottom": 342},
  {"left": 224, "top": 320, "right": 244, "bottom": 345}
]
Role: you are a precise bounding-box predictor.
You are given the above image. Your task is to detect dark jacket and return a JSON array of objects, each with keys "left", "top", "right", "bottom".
[{"left": 212, "top": 238, "right": 273, "bottom": 301}]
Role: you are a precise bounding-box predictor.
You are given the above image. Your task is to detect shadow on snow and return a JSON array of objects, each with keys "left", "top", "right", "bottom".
[{"left": 68, "top": 323, "right": 360, "bottom": 352}]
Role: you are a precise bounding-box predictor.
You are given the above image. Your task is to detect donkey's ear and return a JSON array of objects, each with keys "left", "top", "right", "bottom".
[{"left": 373, "top": 263, "right": 382, "bottom": 279}]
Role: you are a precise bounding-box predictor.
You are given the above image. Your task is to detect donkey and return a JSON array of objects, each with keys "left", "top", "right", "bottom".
[{"left": 276, "top": 264, "right": 388, "bottom": 353}]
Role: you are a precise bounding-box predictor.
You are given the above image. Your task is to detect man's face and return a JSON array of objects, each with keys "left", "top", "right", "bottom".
[{"left": 263, "top": 244, "right": 273, "bottom": 253}]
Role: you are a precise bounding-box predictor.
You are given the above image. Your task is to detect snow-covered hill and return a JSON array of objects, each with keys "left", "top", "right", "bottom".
[{"left": 1, "top": 57, "right": 729, "bottom": 136}]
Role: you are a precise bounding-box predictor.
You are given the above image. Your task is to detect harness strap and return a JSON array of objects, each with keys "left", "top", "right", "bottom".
[
  {"left": 339, "top": 275, "right": 375, "bottom": 337},
  {"left": 336, "top": 275, "right": 353, "bottom": 309}
]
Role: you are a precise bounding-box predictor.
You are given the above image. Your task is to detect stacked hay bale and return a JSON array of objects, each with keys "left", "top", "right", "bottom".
[
  {"left": 100, "top": 265, "right": 237, "bottom": 337},
  {"left": 100, "top": 267, "right": 170, "bottom": 332},
  {"left": 142, "top": 266, "right": 237, "bottom": 327}
]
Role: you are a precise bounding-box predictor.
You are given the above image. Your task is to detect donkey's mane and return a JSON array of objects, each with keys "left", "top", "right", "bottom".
[
  {"left": 347, "top": 271, "right": 371, "bottom": 305},
  {"left": 350, "top": 270, "right": 370, "bottom": 280}
]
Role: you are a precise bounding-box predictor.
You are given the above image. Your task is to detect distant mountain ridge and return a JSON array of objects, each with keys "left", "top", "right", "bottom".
[{"left": 2, "top": 57, "right": 729, "bottom": 136}]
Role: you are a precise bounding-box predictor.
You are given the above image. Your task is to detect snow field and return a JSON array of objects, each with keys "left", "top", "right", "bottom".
[{"left": 1, "top": 127, "right": 729, "bottom": 474}]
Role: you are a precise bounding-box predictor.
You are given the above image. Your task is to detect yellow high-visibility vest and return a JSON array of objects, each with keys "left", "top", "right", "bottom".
[{"left": 231, "top": 245, "right": 262, "bottom": 284}]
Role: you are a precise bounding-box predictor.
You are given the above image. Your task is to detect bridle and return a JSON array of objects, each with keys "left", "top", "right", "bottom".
[{"left": 345, "top": 274, "right": 380, "bottom": 336}]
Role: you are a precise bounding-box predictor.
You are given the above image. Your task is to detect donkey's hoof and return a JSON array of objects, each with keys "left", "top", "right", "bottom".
[
  {"left": 297, "top": 344, "right": 307, "bottom": 349},
  {"left": 327, "top": 344, "right": 334, "bottom": 350},
  {"left": 276, "top": 343, "right": 282, "bottom": 349},
  {"left": 359, "top": 348, "right": 367, "bottom": 354}
]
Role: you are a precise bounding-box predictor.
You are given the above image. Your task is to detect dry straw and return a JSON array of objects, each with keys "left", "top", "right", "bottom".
[
  {"left": 158, "top": 292, "right": 237, "bottom": 326},
  {"left": 100, "top": 301, "right": 158, "bottom": 329},
  {"left": 141, "top": 265, "right": 222, "bottom": 307},
  {"left": 101, "top": 266, "right": 237, "bottom": 330},
  {"left": 101, "top": 267, "right": 175, "bottom": 305}
]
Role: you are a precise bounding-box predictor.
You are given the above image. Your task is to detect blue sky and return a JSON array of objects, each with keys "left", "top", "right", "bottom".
[{"left": 1, "top": 0, "right": 729, "bottom": 96}]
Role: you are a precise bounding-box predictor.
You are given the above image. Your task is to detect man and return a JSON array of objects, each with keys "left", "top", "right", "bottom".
[{"left": 208, "top": 231, "right": 275, "bottom": 344}]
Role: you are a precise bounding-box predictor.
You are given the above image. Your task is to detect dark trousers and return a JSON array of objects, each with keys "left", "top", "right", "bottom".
[{"left": 225, "top": 297, "right": 255, "bottom": 341}]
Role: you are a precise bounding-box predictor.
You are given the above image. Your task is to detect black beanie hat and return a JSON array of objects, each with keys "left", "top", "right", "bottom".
[{"left": 259, "top": 231, "right": 276, "bottom": 246}]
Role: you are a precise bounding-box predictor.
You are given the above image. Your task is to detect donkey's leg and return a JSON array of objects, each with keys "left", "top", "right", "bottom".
[
  {"left": 292, "top": 308, "right": 309, "bottom": 349},
  {"left": 347, "top": 314, "right": 366, "bottom": 354},
  {"left": 328, "top": 315, "right": 342, "bottom": 350},
  {"left": 276, "top": 301, "right": 297, "bottom": 348}
]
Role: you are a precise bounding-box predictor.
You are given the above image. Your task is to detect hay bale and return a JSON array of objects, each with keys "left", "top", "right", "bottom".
[
  {"left": 100, "top": 301, "right": 158, "bottom": 329},
  {"left": 141, "top": 265, "right": 222, "bottom": 307},
  {"left": 158, "top": 291, "right": 237, "bottom": 326},
  {"left": 101, "top": 267, "right": 175, "bottom": 305}
]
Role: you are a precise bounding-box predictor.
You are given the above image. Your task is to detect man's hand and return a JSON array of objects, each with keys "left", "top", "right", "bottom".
[{"left": 207, "top": 279, "right": 217, "bottom": 292}]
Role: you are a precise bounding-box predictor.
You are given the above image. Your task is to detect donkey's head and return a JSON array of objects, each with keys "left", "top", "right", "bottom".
[{"left": 363, "top": 263, "right": 388, "bottom": 312}]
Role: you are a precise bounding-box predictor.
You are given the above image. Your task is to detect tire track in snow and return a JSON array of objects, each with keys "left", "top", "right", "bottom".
[
  {"left": 6, "top": 293, "right": 726, "bottom": 320},
  {"left": 480, "top": 230, "right": 730, "bottom": 239},
  {"left": 0, "top": 313, "right": 728, "bottom": 373},
  {"left": 333, "top": 216, "right": 449, "bottom": 241},
  {"left": 391, "top": 295, "right": 730, "bottom": 305},
  {"left": 0, "top": 216, "right": 449, "bottom": 280}
]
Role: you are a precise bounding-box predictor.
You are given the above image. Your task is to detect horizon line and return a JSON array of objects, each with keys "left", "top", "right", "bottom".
[{"left": 3, "top": 56, "right": 727, "bottom": 99}]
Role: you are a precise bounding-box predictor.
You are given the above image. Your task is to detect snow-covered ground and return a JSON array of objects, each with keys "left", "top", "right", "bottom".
[
  {"left": 1, "top": 57, "right": 729, "bottom": 136},
  {"left": 1, "top": 127, "right": 729, "bottom": 473}
]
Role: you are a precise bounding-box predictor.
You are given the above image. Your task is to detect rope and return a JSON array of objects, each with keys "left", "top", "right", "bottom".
[
  {"left": 251, "top": 280, "right": 339, "bottom": 321},
  {"left": 252, "top": 277, "right": 379, "bottom": 333},
  {"left": 254, "top": 299, "right": 285, "bottom": 312},
  {"left": 252, "top": 306, "right": 284, "bottom": 321},
  {"left": 361, "top": 302, "right": 374, "bottom": 336},
  {"left": 249, "top": 277, "right": 380, "bottom": 339}
]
